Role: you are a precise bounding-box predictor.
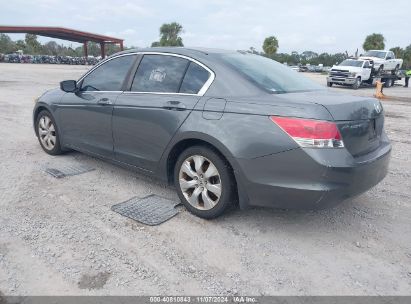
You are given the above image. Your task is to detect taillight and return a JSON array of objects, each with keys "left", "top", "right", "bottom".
[{"left": 270, "top": 116, "right": 344, "bottom": 148}]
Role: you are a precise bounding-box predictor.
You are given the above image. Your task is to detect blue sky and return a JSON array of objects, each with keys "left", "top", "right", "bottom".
[{"left": 1, "top": 0, "right": 410, "bottom": 54}]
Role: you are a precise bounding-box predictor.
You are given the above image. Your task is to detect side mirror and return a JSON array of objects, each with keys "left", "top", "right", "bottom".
[{"left": 60, "top": 80, "right": 78, "bottom": 92}]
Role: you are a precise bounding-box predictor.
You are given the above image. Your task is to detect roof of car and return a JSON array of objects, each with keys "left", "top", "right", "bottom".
[{"left": 116, "top": 47, "right": 236, "bottom": 58}]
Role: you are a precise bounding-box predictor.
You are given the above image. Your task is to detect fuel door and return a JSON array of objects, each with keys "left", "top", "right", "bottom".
[{"left": 202, "top": 98, "right": 227, "bottom": 120}]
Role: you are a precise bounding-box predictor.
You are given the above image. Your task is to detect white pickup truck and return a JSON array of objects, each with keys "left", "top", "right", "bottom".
[
  {"left": 327, "top": 59, "right": 373, "bottom": 89},
  {"left": 359, "top": 50, "right": 403, "bottom": 74}
]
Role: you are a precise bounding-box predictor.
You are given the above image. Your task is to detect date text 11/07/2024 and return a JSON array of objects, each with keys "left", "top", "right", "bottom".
[{"left": 149, "top": 296, "right": 258, "bottom": 303}]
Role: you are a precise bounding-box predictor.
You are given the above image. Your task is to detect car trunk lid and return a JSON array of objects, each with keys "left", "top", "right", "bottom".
[
  {"left": 277, "top": 91, "right": 385, "bottom": 157},
  {"left": 227, "top": 90, "right": 385, "bottom": 157}
]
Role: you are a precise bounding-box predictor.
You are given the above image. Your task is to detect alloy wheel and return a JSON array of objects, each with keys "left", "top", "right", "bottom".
[
  {"left": 38, "top": 115, "right": 56, "bottom": 151},
  {"left": 178, "top": 155, "right": 222, "bottom": 210}
]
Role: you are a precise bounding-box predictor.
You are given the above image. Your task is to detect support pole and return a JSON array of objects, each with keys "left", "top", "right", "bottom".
[
  {"left": 83, "top": 41, "right": 88, "bottom": 59},
  {"left": 100, "top": 42, "right": 106, "bottom": 59},
  {"left": 120, "top": 41, "right": 124, "bottom": 51}
]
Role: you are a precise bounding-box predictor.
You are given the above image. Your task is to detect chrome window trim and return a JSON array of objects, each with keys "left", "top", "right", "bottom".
[
  {"left": 77, "top": 53, "right": 138, "bottom": 84},
  {"left": 77, "top": 51, "right": 215, "bottom": 97},
  {"left": 123, "top": 91, "right": 198, "bottom": 97}
]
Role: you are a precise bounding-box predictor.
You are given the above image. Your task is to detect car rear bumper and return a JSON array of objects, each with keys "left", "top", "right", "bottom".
[{"left": 235, "top": 139, "right": 391, "bottom": 209}]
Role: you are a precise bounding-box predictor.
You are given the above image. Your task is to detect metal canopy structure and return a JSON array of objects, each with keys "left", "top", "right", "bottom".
[{"left": 0, "top": 26, "right": 124, "bottom": 58}]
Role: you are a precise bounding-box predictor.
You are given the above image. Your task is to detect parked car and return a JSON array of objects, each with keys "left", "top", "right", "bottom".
[
  {"left": 359, "top": 50, "right": 403, "bottom": 74},
  {"left": 327, "top": 59, "right": 373, "bottom": 89},
  {"left": 33, "top": 48, "right": 391, "bottom": 218},
  {"left": 307, "top": 65, "right": 317, "bottom": 72}
]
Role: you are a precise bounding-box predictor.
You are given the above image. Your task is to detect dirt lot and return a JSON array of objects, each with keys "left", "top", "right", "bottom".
[{"left": 0, "top": 63, "right": 410, "bottom": 295}]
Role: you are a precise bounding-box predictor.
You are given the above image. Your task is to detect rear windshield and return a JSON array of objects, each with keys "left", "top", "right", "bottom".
[
  {"left": 339, "top": 60, "right": 364, "bottom": 67},
  {"left": 363, "top": 51, "right": 386, "bottom": 59},
  {"left": 218, "top": 52, "right": 323, "bottom": 94}
]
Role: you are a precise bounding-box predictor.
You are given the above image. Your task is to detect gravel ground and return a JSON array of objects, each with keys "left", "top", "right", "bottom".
[{"left": 0, "top": 63, "right": 410, "bottom": 295}]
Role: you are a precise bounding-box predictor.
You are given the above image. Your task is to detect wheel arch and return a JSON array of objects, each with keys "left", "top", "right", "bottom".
[
  {"left": 33, "top": 103, "right": 54, "bottom": 136},
  {"left": 164, "top": 135, "right": 234, "bottom": 184},
  {"left": 160, "top": 133, "right": 249, "bottom": 208}
]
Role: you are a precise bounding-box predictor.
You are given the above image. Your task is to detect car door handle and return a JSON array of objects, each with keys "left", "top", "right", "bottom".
[
  {"left": 97, "top": 98, "right": 112, "bottom": 105},
  {"left": 162, "top": 100, "right": 186, "bottom": 111}
]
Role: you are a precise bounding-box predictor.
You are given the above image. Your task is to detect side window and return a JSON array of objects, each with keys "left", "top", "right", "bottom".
[
  {"left": 131, "top": 55, "right": 189, "bottom": 93},
  {"left": 81, "top": 55, "right": 136, "bottom": 91},
  {"left": 390, "top": 52, "right": 395, "bottom": 59},
  {"left": 179, "top": 62, "right": 211, "bottom": 94},
  {"left": 364, "top": 61, "right": 370, "bottom": 68}
]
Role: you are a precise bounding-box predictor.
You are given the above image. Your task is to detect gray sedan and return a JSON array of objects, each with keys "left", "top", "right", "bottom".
[{"left": 33, "top": 48, "right": 391, "bottom": 218}]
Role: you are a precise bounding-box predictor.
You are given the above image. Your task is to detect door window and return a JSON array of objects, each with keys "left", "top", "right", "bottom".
[
  {"left": 131, "top": 55, "right": 189, "bottom": 93},
  {"left": 179, "top": 62, "right": 211, "bottom": 94},
  {"left": 81, "top": 55, "right": 136, "bottom": 91}
]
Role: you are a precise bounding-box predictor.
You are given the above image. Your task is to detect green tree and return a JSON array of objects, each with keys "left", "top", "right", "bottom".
[
  {"left": 15, "top": 39, "right": 26, "bottom": 52},
  {"left": 402, "top": 44, "right": 411, "bottom": 69},
  {"left": 0, "top": 34, "right": 17, "bottom": 53},
  {"left": 262, "top": 36, "right": 279, "bottom": 56},
  {"left": 389, "top": 46, "right": 404, "bottom": 59},
  {"left": 43, "top": 41, "right": 59, "bottom": 55},
  {"left": 151, "top": 22, "right": 184, "bottom": 47},
  {"left": 362, "top": 33, "right": 385, "bottom": 51},
  {"left": 25, "top": 34, "right": 42, "bottom": 54}
]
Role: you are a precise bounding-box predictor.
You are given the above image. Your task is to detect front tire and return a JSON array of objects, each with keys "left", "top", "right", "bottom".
[
  {"left": 352, "top": 77, "right": 361, "bottom": 90},
  {"left": 174, "top": 146, "right": 235, "bottom": 219},
  {"left": 36, "top": 110, "right": 63, "bottom": 155},
  {"left": 377, "top": 65, "right": 384, "bottom": 75},
  {"left": 327, "top": 81, "right": 333, "bottom": 87}
]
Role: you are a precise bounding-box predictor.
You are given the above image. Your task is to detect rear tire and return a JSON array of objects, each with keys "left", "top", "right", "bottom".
[
  {"left": 36, "top": 110, "right": 63, "bottom": 155},
  {"left": 174, "top": 145, "right": 235, "bottom": 219},
  {"left": 384, "top": 78, "right": 393, "bottom": 88}
]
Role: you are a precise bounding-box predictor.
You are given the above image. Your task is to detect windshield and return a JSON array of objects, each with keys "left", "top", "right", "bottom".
[
  {"left": 339, "top": 60, "right": 364, "bottom": 67},
  {"left": 217, "top": 52, "right": 323, "bottom": 93},
  {"left": 363, "top": 51, "right": 386, "bottom": 59}
]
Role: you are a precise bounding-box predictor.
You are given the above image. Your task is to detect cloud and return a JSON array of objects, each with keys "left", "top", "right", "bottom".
[
  {"left": 316, "top": 35, "right": 337, "bottom": 46},
  {"left": 1, "top": 0, "right": 410, "bottom": 52}
]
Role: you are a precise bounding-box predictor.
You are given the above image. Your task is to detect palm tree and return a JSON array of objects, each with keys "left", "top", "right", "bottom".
[
  {"left": 152, "top": 22, "right": 184, "bottom": 47},
  {"left": 262, "top": 36, "right": 279, "bottom": 56},
  {"left": 363, "top": 33, "right": 385, "bottom": 51}
]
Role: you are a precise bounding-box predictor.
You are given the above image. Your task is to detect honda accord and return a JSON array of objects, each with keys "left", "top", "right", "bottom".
[{"left": 33, "top": 48, "right": 391, "bottom": 218}]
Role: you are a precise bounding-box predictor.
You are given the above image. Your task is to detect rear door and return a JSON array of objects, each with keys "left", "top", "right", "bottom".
[
  {"left": 112, "top": 54, "right": 213, "bottom": 171},
  {"left": 58, "top": 54, "right": 137, "bottom": 157}
]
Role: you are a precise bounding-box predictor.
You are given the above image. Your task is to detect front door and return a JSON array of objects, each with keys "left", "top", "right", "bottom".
[{"left": 57, "top": 54, "right": 137, "bottom": 158}]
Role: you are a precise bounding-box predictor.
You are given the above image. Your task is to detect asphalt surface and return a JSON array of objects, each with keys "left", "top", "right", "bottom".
[{"left": 0, "top": 63, "right": 410, "bottom": 295}]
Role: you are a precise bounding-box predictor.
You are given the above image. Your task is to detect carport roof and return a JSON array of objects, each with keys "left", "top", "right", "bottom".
[{"left": 0, "top": 26, "right": 123, "bottom": 44}]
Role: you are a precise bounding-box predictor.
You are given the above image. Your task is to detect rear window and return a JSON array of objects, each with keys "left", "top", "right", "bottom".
[
  {"left": 339, "top": 60, "right": 364, "bottom": 67},
  {"left": 179, "top": 62, "right": 210, "bottom": 94},
  {"left": 363, "top": 51, "right": 386, "bottom": 59},
  {"left": 218, "top": 52, "right": 323, "bottom": 94}
]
